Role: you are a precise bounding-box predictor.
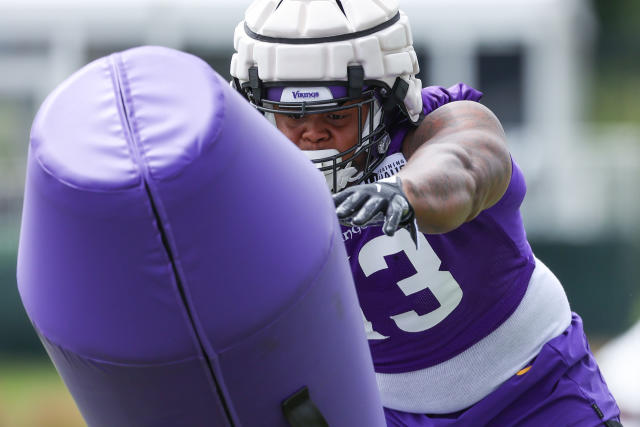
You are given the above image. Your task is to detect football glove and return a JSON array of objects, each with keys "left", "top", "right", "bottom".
[{"left": 333, "top": 176, "right": 419, "bottom": 247}]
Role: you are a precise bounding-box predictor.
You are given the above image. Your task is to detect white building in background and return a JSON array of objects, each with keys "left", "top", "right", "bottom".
[{"left": 0, "top": 0, "right": 639, "bottom": 240}]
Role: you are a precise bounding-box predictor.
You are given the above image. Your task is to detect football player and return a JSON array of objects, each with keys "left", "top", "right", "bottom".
[{"left": 230, "top": 0, "right": 621, "bottom": 425}]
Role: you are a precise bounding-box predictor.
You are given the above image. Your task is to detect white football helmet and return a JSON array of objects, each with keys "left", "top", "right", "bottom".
[{"left": 230, "top": 0, "right": 423, "bottom": 192}]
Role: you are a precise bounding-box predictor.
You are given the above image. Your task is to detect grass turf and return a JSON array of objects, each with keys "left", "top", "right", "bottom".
[{"left": 0, "top": 358, "right": 85, "bottom": 427}]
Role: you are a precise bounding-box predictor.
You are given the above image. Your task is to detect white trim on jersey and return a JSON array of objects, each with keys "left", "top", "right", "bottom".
[{"left": 376, "top": 257, "right": 572, "bottom": 414}]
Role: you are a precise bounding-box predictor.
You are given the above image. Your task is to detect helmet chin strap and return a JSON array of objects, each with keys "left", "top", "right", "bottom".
[{"left": 303, "top": 149, "right": 362, "bottom": 193}]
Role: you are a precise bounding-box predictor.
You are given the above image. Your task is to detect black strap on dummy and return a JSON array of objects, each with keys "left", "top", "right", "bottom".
[
  {"left": 592, "top": 403, "right": 623, "bottom": 426},
  {"left": 282, "top": 387, "right": 329, "bottom": 427}
]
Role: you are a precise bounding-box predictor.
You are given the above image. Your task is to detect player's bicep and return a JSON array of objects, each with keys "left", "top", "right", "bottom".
[
  {"left": 403, "top": 101, "right": 505, "bottom": 157},
  {"left": 401, "top": 101, "right": 511, "bottom": 215}
]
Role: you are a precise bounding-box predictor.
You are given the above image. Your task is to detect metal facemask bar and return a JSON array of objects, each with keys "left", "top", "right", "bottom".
[
  {"left": 259, "top": 92, "right": 389, "bottom": 192},
  {"left": 245, "top": 68, "right": 391, "bottom": 192}
]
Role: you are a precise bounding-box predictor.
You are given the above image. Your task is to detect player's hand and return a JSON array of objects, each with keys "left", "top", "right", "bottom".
[{"left": 333, "top": 176, "right": 419, "bottom": 247}]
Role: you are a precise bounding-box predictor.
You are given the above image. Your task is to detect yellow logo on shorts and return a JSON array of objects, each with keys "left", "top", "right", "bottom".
[{"left": 516, "top": 366, "right": 532, "bottom": 376}]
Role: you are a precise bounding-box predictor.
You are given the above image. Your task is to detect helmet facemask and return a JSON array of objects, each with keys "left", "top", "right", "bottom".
[{"left": 256, "top": 86, "right": 391, "bottom": 192}]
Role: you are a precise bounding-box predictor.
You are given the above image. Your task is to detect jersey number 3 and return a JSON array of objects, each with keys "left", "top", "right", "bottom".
[{"left": 358, "top": 229, "right": 463, "bottom": 339}]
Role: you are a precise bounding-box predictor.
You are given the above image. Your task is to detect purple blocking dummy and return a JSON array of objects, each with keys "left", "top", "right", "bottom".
[{"left": 17, "top": 46, "right": 385, "bottom": 427}]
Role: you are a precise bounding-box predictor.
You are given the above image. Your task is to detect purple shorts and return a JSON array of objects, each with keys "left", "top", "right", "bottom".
[{"left": 384, "top": 314, "right": 620, "bottom": 426}]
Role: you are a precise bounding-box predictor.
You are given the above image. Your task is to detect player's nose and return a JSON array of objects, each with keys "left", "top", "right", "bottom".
[{"left": 301, "top": 115, "right": 330, "bottom": 145}]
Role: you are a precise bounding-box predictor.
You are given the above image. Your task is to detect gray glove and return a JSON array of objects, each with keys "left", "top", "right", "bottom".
[{"left": 333, "top": 176, "right": 419, "bottom": 247}]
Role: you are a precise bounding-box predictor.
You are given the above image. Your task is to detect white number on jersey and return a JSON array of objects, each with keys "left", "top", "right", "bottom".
[{"left": 358, "top": 229, "right": 463, "bottom": 338}]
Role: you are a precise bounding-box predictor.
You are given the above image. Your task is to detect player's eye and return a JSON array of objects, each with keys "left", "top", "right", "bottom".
[
  {"left": 287, "top": 113, "right": 303, "bottom": 120},
  {"left": 327, "top": 113, "right": 348, "bottom": 120}
]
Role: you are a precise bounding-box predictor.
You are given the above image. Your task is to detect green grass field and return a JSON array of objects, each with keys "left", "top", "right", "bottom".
[{"left": 0, "top": 359, "right": 85, "bottom": 427}]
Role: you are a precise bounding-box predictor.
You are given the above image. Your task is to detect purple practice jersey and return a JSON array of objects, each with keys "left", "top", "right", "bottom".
[
  {"left": 343, "top": 83, "right": 535, "bottom": 373},
  {"left": 341, "top": 84, "right": 619, "bottom": 420}
]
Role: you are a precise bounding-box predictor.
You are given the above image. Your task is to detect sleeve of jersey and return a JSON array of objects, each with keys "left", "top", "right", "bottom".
[
  {"left": 421, "top": 83, "right": 483, "bottom": 116},
  {"left": 487, "top": 157, "right": 527, "bottom": 213}
]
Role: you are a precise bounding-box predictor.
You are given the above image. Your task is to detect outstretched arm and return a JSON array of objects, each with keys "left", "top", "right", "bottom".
[
  {"left": 397, "top": 100, "right": 512, "bottom": 234},
  {"left": 333, "top": 100, "right": 511, "bottom": 239}
]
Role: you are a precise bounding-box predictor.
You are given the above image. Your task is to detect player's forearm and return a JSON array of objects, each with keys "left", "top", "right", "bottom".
[{"left": 398, "top": 102, "right": 511, "bottom": 234}]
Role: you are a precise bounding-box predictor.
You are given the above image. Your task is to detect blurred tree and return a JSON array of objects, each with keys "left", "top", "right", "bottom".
[
  {"left": 590, "top": 0, "right": 640, "bottom": 123},
  {"left": 593, "top": 0, "right": 640, "bottom": 50}
]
